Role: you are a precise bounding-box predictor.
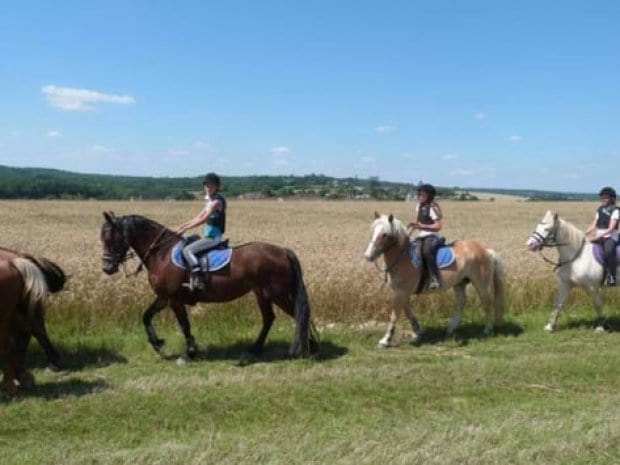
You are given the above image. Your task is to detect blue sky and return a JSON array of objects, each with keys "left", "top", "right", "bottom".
[{"left": 1, "top": 1, "right": 618, "bottom": 191}]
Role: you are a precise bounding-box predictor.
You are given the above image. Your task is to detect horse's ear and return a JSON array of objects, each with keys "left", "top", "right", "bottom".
[
  {"left": 388, "top": 214, "right": 394, "bottom": 223},
  {"left": 103, "top": 212, "right": 113, "bottom": 224},
  {"left": 374, "top": 211, "right": 380, "bottom": 219},
  {"left": 553, "top": 212, "right": 559, "bottom": 222}
]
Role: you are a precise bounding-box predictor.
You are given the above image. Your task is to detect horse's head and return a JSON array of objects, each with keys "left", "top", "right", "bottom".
[
  {"left": 100, "top": 211, "right": 130, "bottom": 275},
  {"left": 527, "top": 210, "right": 559, "bottom": 251},
  {"left": 364, "top": 212, "right": 404, "bottom": 261}
]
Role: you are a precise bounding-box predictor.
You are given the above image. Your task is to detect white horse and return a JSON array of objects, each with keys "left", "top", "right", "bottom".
[
  {"left": 526, "top": 210, "right": 614, "bottom": 332},
  {"left": 364, "top": 213, "right": 505, "bottom": 347}
]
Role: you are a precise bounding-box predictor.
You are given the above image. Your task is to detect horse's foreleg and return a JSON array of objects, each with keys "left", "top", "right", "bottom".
[
  {"left": 142, "top": 297, "right": 168, "bottom": 353},
  {"left": 170, "top": 300, "right": 198, "bottom": 359},
  {"left": 448, "top": 283, "right": 467, "bottom": 335},
  {"left": 0, "top": 317, "right": 19, "bottom": 396},
  {"left": 545, "top": 280, "right": 571, "bottom": 332},
  {"left": 10, "top": 326, "right": 34, "bottom": 389},
  {"left": 379, "top": 299, "right": 401, "bottom": 348},
  {"left": 31, "top": 304, "right": 60, "bottom": 371},
  {"left": 400, "top": 298, "right": 422, "bottom": 344}
]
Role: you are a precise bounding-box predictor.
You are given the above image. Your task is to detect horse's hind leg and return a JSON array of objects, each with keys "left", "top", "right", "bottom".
[
  {"left": 31, "top": 303, "right": 60, "bottom": 371},
  {"left": 448, "top": 282, "right": 467, "bottom": 336},
  {"left": 250, "top": 291, "right": 275, "bottom": 356},
  {"left": 142, "top": 297, "right": 168, "bottom": 354},
  {"left": 545, "top": 280, "right": 571, "bottom": 332},
  {"left": 588, "top": 286, "right": 607, "bottom": 332},
  {"left": 0, "top": 312, "right": 19, "bottom": 396},
  {"left": 472, "top": 280, "right": 494, "bottom": 336},
  {"left": 10, "top": 324, "right": 34, "bottom": 389},
  {"left": 170, "top": 300, "right": 198, "bottom": 359}
]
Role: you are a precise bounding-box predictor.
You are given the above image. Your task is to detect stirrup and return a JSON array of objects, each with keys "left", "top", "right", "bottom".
[
  {"left": 429, "top": 277, "right": 441, "bottom": 290},
  {"left": 606, "top": 275, "right": 617, "bottom": 287}
]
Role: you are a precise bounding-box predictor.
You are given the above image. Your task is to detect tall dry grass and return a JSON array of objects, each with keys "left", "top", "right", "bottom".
[{"left": 0, "top": 199, "right": 616, "bottom": 329}]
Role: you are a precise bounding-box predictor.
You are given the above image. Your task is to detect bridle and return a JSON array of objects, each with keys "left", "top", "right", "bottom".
[
  {"left": 529, "top": 223, "right": 586, "bottom": 271},
  {"left": 370, "top": 223, "right": 410, "bottom": 284},
  {"left": 102, "top": 217, "right": 179, "bottom": 277}
]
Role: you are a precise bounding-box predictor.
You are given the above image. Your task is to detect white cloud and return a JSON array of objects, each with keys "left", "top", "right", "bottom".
[
  {"left": 273, "top": 158, "right": 289, "bottom": 166},
  {"left": 271, "top": 146, "right": 290, "bottom": 156},
  {"left": 375, "top": 125, "right": 397, "bottom": 134},
  {"left": 474, "top": 112, "right": 486, "bottom": 120},
  {"left": 360, "top": 156, "right": 375, "bottom": 163},
  {"left": 508, "top": 135, "right": 523, "bottom": 142},
  {"left": 47, "top": 130, "right": 61, "bottom": 138},
  {"left": 450, "top": 169, "right": 475, "bottom": 176},
  {"left": 192, "top": 140, "right": 209, "bottom": 151},
  {"left": 90, "top": 145, "right": 109, "bottom": 153},
  {"left": 441, "top": 153, "right": 459, "bottom": 160},
  {"left": 41, "top": 85, "right": 135, "bottom": 111}
]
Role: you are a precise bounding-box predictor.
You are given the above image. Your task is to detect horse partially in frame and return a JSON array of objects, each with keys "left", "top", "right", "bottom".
[
  {"left": 99, "top": 212, "right": 318, "bottom": 360},
  {"left": 0, "top": 247, "right": 65, "bottom": 395},
  {"left": 526, "top": 210, "right": 615, "bottom": 332},
  {"left": 364, "top": 213, "right": 505, "bottom": 347}
]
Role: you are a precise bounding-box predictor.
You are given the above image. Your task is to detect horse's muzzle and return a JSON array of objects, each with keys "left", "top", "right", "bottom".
[{"left": 102, "top": 263, "right": 119, "bottom": 275}]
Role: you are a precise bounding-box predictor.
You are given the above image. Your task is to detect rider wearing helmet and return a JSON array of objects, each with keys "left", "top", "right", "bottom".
[
  {"left": 408, "top": 183, "right": 443, "bottom": 289},
  {"left": 176, "top": 173, "right": 227, "bottom": 291},
  {"left": 586, "top": 187, "right": 619, "bottom": 286}
]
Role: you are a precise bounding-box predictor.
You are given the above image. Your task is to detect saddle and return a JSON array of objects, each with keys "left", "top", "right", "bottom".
[
  {"left": 171, "top": 235, "right": 232, "bottom": 273},
  {"left": 592, "top": 242, "right": 620, "bottom": 267},
  {"left": 409, "top": 237, "right": 456, "bottom": 294}
]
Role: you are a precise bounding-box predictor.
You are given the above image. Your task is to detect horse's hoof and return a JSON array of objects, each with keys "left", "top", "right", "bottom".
[
  {"left": 187, "top": 346, "right": 198, "bottom": 360},
  {"left": 544, "top": 323, "right": 555, "bottom": 333},
  {"left": 594, "top": 325, "right": 607, "bottom": 333},
  {"left": 483, "top": 328, "right": 494, "bottom": 337},
  {"left": 176, "top": 356, "right": 188, "bottom": 366},
  {"left": 45, "top": 363, "right": 62, "bottom": 373},
  {"left": 151, "top": 338, "right": 166, "bottom": 352},
  {"left": 17, "top": 371, "right": 35, "bottom": 389},
  {"left": 409, "top": 334, "right": 422, "bottom": 345},
  {"left": 377, "top": 341, "right": 391, "bottom": 349},
  {"left": 1, "top": 380, "right": 19, "bottom": 397}
]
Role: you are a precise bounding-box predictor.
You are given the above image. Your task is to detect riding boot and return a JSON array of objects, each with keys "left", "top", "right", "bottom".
[
  {"left": 422, "top": 236, "right": 441, "bottom": 290},
  {"left": 189, "top": 268, "right": 206, "bottom": 292},
  {"left": 603, "top": 238, "right": 617, "bottom": 287}
]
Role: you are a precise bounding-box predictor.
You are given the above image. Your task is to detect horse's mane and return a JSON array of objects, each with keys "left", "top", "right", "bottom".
[
  {"left": 372, "top": 215, "right": 409, "bottom": 246},
  {"left": 122, "top": 214, "right": 179, "bottom": 243},
  {"left": 557, "top": 216, "right": 585, "bottom": 247}
]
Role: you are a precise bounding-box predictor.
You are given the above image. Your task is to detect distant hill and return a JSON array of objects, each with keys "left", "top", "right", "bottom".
[{"left": 0, "top": 165, "right": 597, "bottom": 201}]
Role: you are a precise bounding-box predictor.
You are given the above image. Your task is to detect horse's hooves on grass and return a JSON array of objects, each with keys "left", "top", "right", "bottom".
[
  {"left": 544, "top": 323, "right": 555, "bottom": 332},
  {"left": 45, "top": 363, "right": 62, "bottom": 373},
  {"left": 237, "top": 352, "right": 258, "bottom": 367},
  {"left": 594, "top": 325, "right": 607, "bottom": 333},
  {"left": 176, "top": 356, "right": 188, "bottom": 366},
  {"left": 377, "top": 342, "right": 391, "bottom": 349},
  {"left": 17, "top": 372, "right": 35, "bottom": 390}
]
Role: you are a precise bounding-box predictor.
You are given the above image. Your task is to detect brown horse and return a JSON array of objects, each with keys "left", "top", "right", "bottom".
[
  {"left": 0, "top": 247, "right": 65, "bottom": 395},
  {"left": 100, "top": 212, "right": 318, "bottom": 360}
]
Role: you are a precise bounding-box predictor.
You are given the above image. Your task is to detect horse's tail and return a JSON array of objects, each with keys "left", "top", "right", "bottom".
[
  {"left": 488, "top": 249, "right": 505, "bottom": 326},
  {"left": 285, "top": 249, "right": 316, "bottom": 358},
  {"left": 11, "top": 256, "right": 66, "bottom": 319}
]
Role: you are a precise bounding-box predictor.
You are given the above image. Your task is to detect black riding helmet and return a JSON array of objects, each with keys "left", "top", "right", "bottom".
[
  {"left": 599, "top": 186, "right": 617, "bottom": 203},
  {"left": 417, "top": 183, "right": 437, "bottom": 202},
  {"left": 202, "top": 172, "right": 221, "bottom": 188}
]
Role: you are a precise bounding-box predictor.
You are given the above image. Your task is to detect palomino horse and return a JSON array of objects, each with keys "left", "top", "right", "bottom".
[
  {"left": 527, "top": 210, "right": 614, "bottom": 332},
  {"left": 364, "top": 213, "right": 505, "bottom": 347},
  {"left": 100, "top": 212, "right": 318, "bottom": 359},
  {"left": 0, "top": 247, "right": 65, "bottom": 395}
]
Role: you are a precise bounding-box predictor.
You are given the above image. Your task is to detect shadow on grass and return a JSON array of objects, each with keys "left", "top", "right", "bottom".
[
  {"left": 563, "top": 315, "right": 620, "bottom": 331},
  {"left": 28, "top": 345, "right": 127, "bottom": 372},
  {"left": 163, "top": 339, "right": 348, "bottom": 365},
  {"left": 416, "top": 321, "right": 524, "bottom": 346},
  {"left": 1, "top": 379, "right": 108, "bottom": 403}
]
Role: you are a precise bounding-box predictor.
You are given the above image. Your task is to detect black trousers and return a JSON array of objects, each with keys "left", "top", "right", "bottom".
[
  {"left": 601, "top": 237, "right": 618, "bottom": 279},
  {"left": 418, "top": 235, "right": 443, "bottom": 281}
]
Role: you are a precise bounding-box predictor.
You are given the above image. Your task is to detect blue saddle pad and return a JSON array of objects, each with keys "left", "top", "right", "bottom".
[
  {"left": 171, "top": 241, "right": 232, "bottom": 271},
  {"left": 409, "top": 240, "right": 455, "bottom": 269}
]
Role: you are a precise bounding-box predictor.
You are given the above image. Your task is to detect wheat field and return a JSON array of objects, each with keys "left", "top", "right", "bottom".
[{"left": 0, "top": 199, "right": 612, "bottom": 327}]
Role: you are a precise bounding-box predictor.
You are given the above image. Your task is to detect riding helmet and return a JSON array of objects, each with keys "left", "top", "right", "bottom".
[
  {"left": 202, "top": 172, "right": 221, "bottom": 188},
  {"left": 599, "top": 186, "right": 617, "bottom": 201},
  {"left": 417, "top": 183, "right": 437, "bottom": 201}
]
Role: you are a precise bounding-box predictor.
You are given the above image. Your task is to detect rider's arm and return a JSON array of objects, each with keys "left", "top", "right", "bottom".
[{"left": 176, "top": 200, "right": 221, "bottom": 234}]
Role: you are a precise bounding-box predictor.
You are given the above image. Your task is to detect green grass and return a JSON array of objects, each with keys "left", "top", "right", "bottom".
[{"left": 2, "top": 303, "right": 620, "bottom": 465}]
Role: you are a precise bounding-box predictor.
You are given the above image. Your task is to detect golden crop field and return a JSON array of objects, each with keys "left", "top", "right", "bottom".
[{"left": 0, "top": 199, "right": 611, "bottom": 328}]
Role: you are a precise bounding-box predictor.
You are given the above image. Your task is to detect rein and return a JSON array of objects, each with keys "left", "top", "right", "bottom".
[
  {"left": 529, "top": 230, "right": 586, "bottom": 272},
  {"left": 131, "top": 227, "right": 178, "bottom": 276},
  {"left": 373, "top": 234, "right": 410, "bottom": 285}
]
